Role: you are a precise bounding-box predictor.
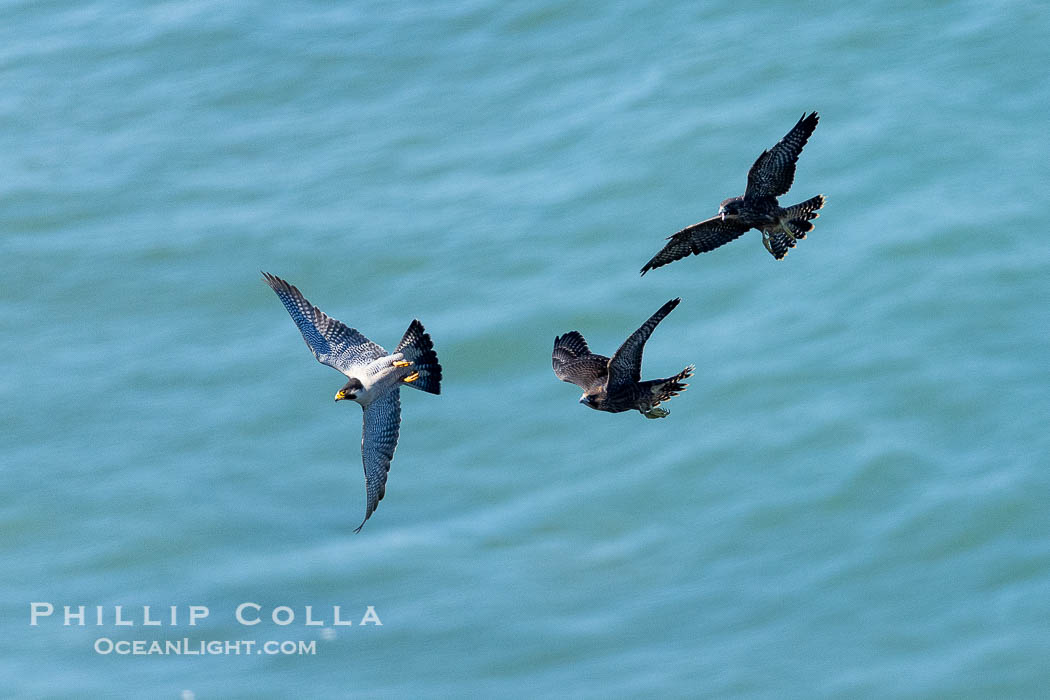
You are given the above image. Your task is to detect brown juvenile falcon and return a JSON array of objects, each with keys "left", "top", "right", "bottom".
[
  {"left": 641, "top": 112, "right": 826, "bottom": 273},
  {"left": 552, "top": 298, "right": 694, "bottom": 419}
]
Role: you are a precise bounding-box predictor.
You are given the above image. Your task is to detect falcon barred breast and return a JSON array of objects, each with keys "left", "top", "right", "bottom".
[
  {"left": 262, "top": 272, "right": 441, "bottom": 532},
  {"left": 552, "top": 298, "right": 694, "bottom": 419},
  {"left": 641, "top": 112, "right": 826, "bottom": 273}
]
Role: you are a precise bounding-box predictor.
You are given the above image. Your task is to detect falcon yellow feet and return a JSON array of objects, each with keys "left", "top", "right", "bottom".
[{"left": 397, "top": 357, "right": 420, "bottom": 383}]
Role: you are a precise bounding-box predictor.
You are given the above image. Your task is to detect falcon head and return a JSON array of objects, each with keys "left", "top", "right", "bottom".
[
  {"left": 579, "top": 393, "right": 601, "bottom": 410},
  {"left": 719, "top": 197, "right": 743, "bottom": 220},
  {"left": 335, "top": 378, "right": 365, "bottom": 402}
]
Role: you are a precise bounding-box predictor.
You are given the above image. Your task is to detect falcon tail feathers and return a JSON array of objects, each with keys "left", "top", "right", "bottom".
[
  {"left": 784, "top": 194, "right": 825, "bottom": 239},
  {"left": 787, "top": 219, "right": 814, "bottom": 237},
  {"left": 642, "top": 365, "right": 695, "bottom": 412},
  {"left": 395, "top": 320, "right": 442, "bottom": 394},
  {"left": 784, "top": 194, "right": 825, "bottom": 217}
]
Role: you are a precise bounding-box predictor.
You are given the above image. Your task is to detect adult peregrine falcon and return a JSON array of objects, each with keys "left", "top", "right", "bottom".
[
  {"left": 640, "top": 112, "right": 826, "bottom": 273},
  {"left": 552, "top": 298, "right": 694, "bottom": 419},
  {"left": 262, "top": 272, "right": 441, "bottom": 532}
]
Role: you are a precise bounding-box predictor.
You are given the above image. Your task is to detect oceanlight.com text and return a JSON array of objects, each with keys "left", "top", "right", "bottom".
[{"left": 94, "top": 638, "right": 317, "bottom": 656}]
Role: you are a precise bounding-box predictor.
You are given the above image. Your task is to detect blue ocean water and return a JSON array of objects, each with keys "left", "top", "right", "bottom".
[{"left": 2, "top": 1, "right": 1049, "bottom": 697}]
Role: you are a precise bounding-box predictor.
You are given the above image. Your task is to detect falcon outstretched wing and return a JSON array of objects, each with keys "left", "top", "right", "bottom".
[
  {"left": 744, "top": 112, "right": 819, "bottom": 200},
  {"left": 355, "top": 389, "right": 401, "bottom": 533},
  {"left": 608, "top": 298, "right": 681, "bottom": 389},
  {"left": 262, "top": 272, "right": 387, "bottom": 374},
  {"left": 552, "top": 332, "right": 608, "bottom": 392},
  {"left": 640, "top": 216, "right": 751, "bottom": 274}
]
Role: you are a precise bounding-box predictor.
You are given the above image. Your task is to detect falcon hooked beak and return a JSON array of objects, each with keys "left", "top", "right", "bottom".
[{"left": 334, "top": 390, "right": 349, "bottom": 402}]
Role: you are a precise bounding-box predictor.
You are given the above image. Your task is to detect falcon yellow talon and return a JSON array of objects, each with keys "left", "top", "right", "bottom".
[
  {"left": 392, "top": 360, "right": 412, "bottom": 367},
  {"left": 403, "top": 372, "right": 420, "bottom": 383}
]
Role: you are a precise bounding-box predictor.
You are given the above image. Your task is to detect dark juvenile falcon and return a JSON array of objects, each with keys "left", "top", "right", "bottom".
[
  {"left": 640, "top": 111, "right": 826, "bottom": 273},
  {"left": 262, "top": 272, "right": 441, "bottom": 532},
  {"left": 552, "top": 298, "right": 694, "bottom": 419}
]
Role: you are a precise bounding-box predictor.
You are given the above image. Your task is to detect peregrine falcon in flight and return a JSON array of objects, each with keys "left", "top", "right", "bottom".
[
  {"left": 640, "top": 112, "right": 826, "bottom": 273},
  {"left": 552, "top": 298, "right": 694, "bottom": 419},
  {"left": 262, "top": 272, "right": 441, "bottom": 532}
]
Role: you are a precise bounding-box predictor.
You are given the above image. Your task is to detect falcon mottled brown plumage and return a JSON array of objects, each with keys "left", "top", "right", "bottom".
[
  {"left": 553, "top": 298, "right": 693, "bottom": 419},
  {"left": 641, "top": 112, "right": 826, "bottom": 273}
]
